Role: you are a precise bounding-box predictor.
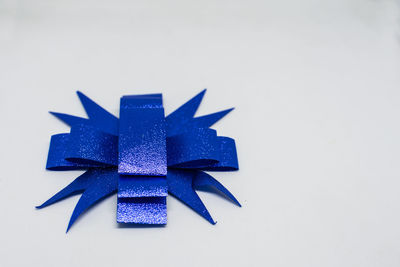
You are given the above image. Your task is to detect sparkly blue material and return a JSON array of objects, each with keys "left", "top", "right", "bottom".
[
  {"left": 118, "top": 176, "right": 168, "bottom": 198},
  {"left": 117, "top": 197, "right": 167, "bottom": 224},
  {"left": 165, "top": 89, "right": 234, "bottom": 137},
  {"left": 36, "top": 168, "right": 118, "bottom": 232},
  {"left": 201, "top": 137, "right": 239, "bottom": 171},
  {"left": 117, "top": 94, "right": 167, "bottom": 224},
  {"left": 118, "top": 94, "right": 167, "bottom": 176},
  {"left": 167, "top": 169, "right": 241, "bottom": 224},
  {"left": 49, "top": 91, "right": 119, "bottom": 136},
  {"left": 46, "top": 134, "right": 100, "bottom": 170},
  {"left": 167, "top": 128, "right": 220, "bottom": 168},
  {"left": 38, "top": 90, "right": 240, "bottom": 231},
  {"left": 65, "top": 125, "right": 118, "bottom": 166}
]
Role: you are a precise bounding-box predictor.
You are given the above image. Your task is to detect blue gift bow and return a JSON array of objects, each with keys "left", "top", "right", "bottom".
[{"left": 37, "top": 90, "right": 241, "bottom": 232}]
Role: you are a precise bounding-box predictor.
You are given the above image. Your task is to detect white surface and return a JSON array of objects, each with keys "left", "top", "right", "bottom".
[{"left": 1, "top": 1, "right": 400, "bottom": 266}]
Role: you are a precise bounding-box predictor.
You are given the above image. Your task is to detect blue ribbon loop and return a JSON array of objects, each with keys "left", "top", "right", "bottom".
[{"left": 38, "top": 89, "right": 240, "bottom": 232}]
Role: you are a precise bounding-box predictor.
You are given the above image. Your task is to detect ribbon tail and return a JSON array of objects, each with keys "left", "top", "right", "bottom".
[
  {"left": 165, "top": 89, "right": 206, "bottom": 136},
  {"left": 191, "top": 108, "right": 234, "bottom": 129},
  {"left": 165, "top": 89, "right": 234, "bottom": 136},
  {"left": 167, "top": 169, "right": 215, "bottom": 224},
  {"left": 49, "top": 92, "right": 119, "bottom": 135},
  {"left": 76, "top": 91, "right": 119, "bottom": 135},
  {"left": 66, "top": 168, "right": 118, "bottom": 232},
  {"left": 166, "top": 89, "right": 206, "bottom": 123},
  {"left": 49, "top": 112, "right": 90, "bottom": 127},
  {"left": 193, "top": 172, "right": 241, "bottom": 207},
  {"left": 36, "top": 169, "right": 98, "bottom": 209}
]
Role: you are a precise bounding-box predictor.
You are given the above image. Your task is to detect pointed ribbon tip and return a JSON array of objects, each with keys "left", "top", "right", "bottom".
[
  {"left": 166, "top": 89, "right": 207, "bottom": 136},
  {"left": 192, "top": 107, "right": 234, "bottom": 129}
]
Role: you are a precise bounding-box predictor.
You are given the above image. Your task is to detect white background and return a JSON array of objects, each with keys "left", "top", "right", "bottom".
[{"left": 1, "top": 0, "right": 400, "bottom": 266}]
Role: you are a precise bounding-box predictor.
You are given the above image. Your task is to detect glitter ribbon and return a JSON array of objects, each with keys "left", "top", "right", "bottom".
[{"left": 37, "top": 90, "right": 240, "bottom": 232}]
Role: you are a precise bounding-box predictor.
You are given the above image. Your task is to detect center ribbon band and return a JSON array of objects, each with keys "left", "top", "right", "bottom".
[{"left": 117, "top": 94, "right": 168, "bottom": 224}]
